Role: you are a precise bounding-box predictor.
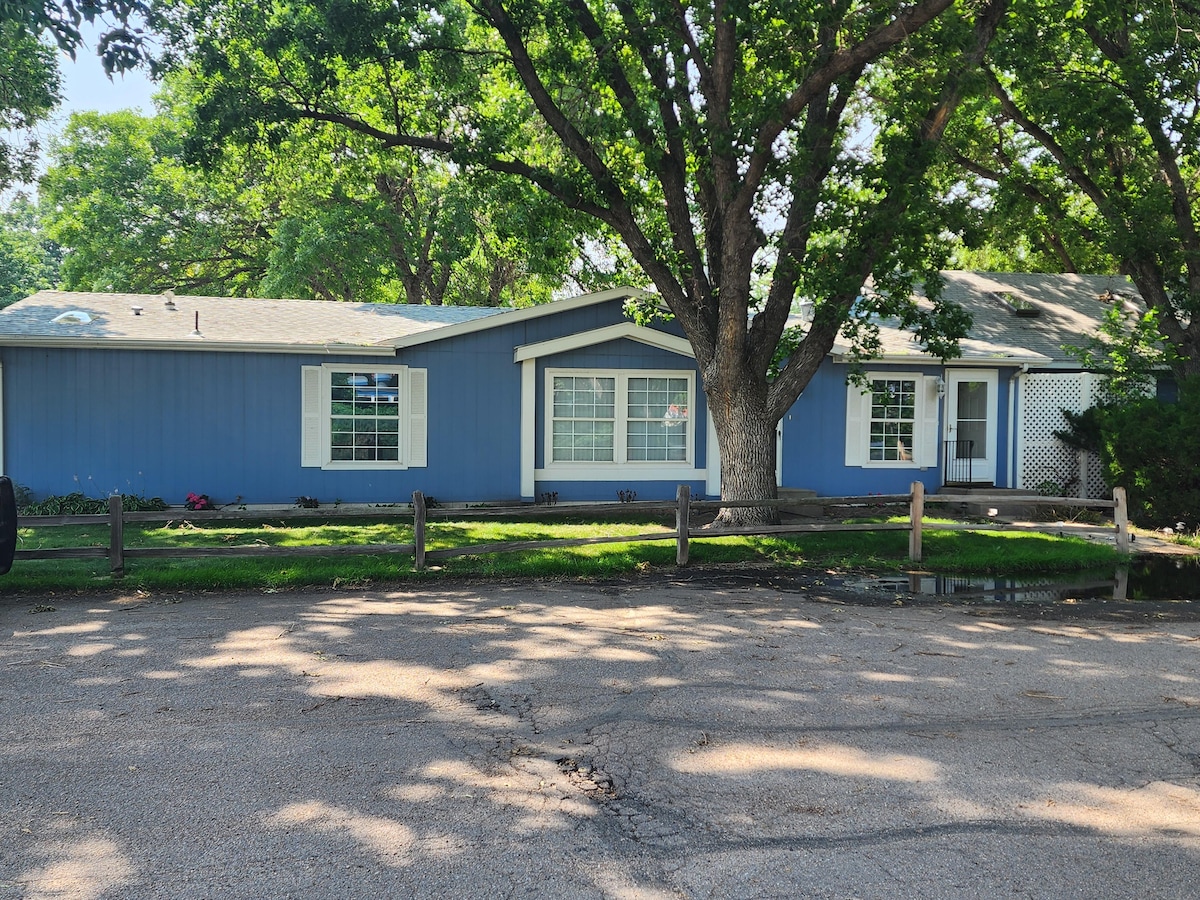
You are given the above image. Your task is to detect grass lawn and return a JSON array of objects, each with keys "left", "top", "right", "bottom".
[{"left": 1, "top": 511, "right": 1124, "bottom": 595}]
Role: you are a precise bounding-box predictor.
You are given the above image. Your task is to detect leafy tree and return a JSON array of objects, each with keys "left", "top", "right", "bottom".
[
  {"left": 1, "top": 1, "right": 151, "bottom": 73},
  {"left": 39, "top": 109, "right": 275, "bottom": 294},
  {"left": 160, "top": 0, "right": 1007, "bottom": 522},
  {"left": 0, "top": 21, "right": 61, "bottom": 188},
  {"left": 0, "top": 1, "right": 154, "bottom": 190},
  {"left": 943, "top": 0, "right": 1200, "bottom": 378},
  {"left": 0, "top": 193, "right": 61, "bottom": 305},
  {"left": 1064, "top": 302, "right": 1175, "bottom": 405},
  {"left": 40, "top": 97, "right": 630, "bottom": 302}
]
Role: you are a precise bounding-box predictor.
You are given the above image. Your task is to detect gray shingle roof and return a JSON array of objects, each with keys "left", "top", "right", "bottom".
[
  {"left": 0, "top": 291, "right": 508, "bottom": 352},
  {"left": 832, "top": 271, "right": 1139, "bottom": 365},
  {"left": 0, "top": 276, "right": 1136, "bottom": 366}
]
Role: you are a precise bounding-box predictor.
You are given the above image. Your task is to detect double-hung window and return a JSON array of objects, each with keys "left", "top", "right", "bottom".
[
  {"left": 869, "top": 378, "right": 916, "bottom": 462},
  {"left": 301, "top": 364, "right": 427, "bottom": 469},
  {"left": 845, "top": 371, "right": 937, "bottom": 468},
  {"left": 552, "top": 375, "right": 616, "bottom": 462},
  {"left": 546, "top": 369, "right": 694, "bottom": 474}
]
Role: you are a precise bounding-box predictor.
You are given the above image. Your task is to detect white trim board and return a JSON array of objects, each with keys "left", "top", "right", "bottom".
[
  {"left": 389, "top": 287, "right": 652, "bottom": 350},
  {"left": 514, "top": 322, "right": 694, "bottom": 363}
]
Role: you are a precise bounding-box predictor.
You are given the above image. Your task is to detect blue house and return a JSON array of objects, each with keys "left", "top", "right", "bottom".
[{"left": 0, "top": 272, "right": 1144, "bottom": 506}]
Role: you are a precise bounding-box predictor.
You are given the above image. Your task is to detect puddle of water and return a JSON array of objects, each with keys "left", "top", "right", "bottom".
[{"left": 849, "top": 554, "right": 1200, "bottom": 604}]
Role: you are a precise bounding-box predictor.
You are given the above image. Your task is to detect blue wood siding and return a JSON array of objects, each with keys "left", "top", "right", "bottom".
[
  {"left": 0, "top": 297, "right": 703, "bottom": 505},
  {"left": 778, "top": 363, "right": 1018, "bottom": 496},
  {"left": 0, "top": 342, "right": 529, "bottom": 506}
]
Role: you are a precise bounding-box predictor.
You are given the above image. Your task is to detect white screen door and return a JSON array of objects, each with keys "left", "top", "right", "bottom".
[{"left": 944, "top": 370, "right": 998, "bottom": 485}]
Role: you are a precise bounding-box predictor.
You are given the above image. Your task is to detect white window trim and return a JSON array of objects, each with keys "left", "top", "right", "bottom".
[
  {"left": 539, "top": 367, "right": 699, "bottom": 481},
  {"left": 301, "top": 363, "right": 427, "bottom": 470},
  {"left": 845, "top": 372, "right": 939, "bottom": 470}
]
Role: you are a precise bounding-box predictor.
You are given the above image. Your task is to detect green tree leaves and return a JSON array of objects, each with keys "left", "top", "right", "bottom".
[{"left": 942, "top": 0, "right": 1200, "bottom": 376}]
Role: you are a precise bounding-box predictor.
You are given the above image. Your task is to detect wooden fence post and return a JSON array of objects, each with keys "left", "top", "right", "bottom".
[
  {"left": 676, "top": 484, "right": 690, "bottom": 565},
  {"left": 1113, "top": 486, "right": 1130, "bottom": 553},
  {"left": 908, "top": 481, "right": 924, "bottom": 563},
  {"left": 412, "top": 491, "right": 427, "bottom": 571},
  {"left": 108, "top": 494, "right": 125, "bottom": 574}
]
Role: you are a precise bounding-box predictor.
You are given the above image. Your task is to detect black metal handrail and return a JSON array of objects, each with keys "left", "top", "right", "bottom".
[{"left": 944, "top": 439, "right": 976, "bottom": 485}]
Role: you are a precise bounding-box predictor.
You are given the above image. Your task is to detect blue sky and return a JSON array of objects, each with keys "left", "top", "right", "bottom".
[{"left": 52, "top": 40, "right": 157, "bottom": 121}]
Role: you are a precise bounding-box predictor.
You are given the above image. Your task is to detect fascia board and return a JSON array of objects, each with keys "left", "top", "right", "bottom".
[
  {"left": 831, "top": 350, "right": 1052, "bottom": 366},
  {"left": 0, "top": 336, "right": 398, "bottom": 356},
  {"left": 386, "top": 287, "right": 652, "bottom": 350},
  {"left": 514, "top": 321, "right": 694, "bottom": 362}
]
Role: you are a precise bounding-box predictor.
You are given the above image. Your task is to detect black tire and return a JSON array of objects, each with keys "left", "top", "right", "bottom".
[{"left": 0, "top": 477, "right": 17, "bottom": 575}]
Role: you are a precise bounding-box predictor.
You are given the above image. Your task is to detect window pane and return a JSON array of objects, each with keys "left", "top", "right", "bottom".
[
  {"left": 958, "top": 421, "right": 986, "bottom": 456},
  {"left": 867, "top": 379, "right": 917, "bottom": 462},
  {"left": 957, "top": 382, "right": 987, "bottom": 419},
  {"left": 551, "top": 376, "right": 616, "bottom": 461},
  {"left": 328, "top": 370, "right": 404, "bottom": 464},
  {"left": 622, "top": 376, "right": 690, "bottom": 461}
]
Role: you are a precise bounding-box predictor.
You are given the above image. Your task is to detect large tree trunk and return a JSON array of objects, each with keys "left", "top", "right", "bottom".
[{"left": 707, "top": 383, "right": 781, "bottom": 528}]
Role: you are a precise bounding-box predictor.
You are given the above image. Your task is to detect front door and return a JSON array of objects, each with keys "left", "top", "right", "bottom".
[{"left": 944, "top": 370, "right": 998, "bottom": 485}]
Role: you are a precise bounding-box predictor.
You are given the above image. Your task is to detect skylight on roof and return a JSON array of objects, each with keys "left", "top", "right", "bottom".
[{"left": 52, "top": 311, "right": 93, "bottom": 325}]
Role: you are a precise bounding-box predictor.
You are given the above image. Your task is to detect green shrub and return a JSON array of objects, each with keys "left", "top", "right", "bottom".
[
  {"left": 1060, "top": 380, "right": 1200, "bottom": 528},
  {"left": 18, "top": 492, "right": 168, "bottom": 516}
]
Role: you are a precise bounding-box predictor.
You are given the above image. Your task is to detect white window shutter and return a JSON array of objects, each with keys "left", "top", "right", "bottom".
[
  {"left": 920, "top": 376, "right": 941, "bottom": 467},
  {"left": 301, "top": 366, "right": 324, "bottom": 467},
  {"left": 844, "top": 383, "right": 867, "bottom": 467},
  {"left": 408, "top": 368, "right": 428, "bottom": 468}
]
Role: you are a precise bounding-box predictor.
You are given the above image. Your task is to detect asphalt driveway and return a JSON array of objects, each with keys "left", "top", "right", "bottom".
[{"left": 3, "top": 578, "right": 1200, "bottom": 898}]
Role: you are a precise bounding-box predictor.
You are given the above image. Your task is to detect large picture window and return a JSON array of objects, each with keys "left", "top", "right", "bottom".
[
  {"left": 544, "top": 369, "right": 694, "bottom": 473},
  {"left": 302, "top": 364, "right": 427, "bottom": 469}
]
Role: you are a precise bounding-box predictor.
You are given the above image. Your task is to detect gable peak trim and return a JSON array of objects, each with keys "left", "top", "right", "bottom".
[{"left": 513, "top": 321, "right": 694, "bottom": 362}]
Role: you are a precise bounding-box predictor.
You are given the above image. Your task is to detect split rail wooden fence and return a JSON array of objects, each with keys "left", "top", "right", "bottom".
[{"left": 12, "top": 484, "right": 1130, "bottom": 575}]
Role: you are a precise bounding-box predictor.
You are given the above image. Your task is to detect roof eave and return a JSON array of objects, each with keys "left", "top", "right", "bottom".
[
  {"left": 831, "top": 350, "right": 1055, "bottom": 366},
  {"left": 0, "top": 336, "right": 398, "bottom": 356}
]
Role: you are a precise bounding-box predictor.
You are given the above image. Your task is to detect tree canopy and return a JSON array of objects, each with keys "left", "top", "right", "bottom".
[
  {"left": 0, "top": 194, "right": 60, "bottom": 306},
  {"left": 39, "top": 89, "right": 634, "bottom": 302}
]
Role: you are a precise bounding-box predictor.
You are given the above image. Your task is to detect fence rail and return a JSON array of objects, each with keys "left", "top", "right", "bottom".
[{"left": 12, "top": 485, "right": 1131, "bottom": 574}]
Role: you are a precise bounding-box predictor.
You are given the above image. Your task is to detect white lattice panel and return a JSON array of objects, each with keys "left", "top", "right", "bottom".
[
  {"left": 1017, "top": 373, "right": 1105, "bottom": 499},
  {"left": 1082, "top": 376, "right": 1109, "bottom": 499}
]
